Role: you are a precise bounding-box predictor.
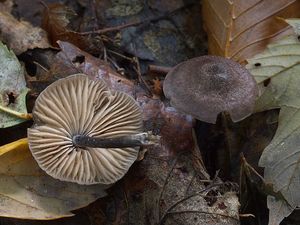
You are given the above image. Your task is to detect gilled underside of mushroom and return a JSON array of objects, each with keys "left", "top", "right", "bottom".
[{"left": 28, "top": 74, "right": 143, "bottom": 185}]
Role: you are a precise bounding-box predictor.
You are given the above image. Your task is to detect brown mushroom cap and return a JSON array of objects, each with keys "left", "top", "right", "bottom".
[
  {"left": 28, "top": 74, "right": 143, "bottom": 185},
  {"left": 163, "top": 56, "right": 258, "bottom": 123}
]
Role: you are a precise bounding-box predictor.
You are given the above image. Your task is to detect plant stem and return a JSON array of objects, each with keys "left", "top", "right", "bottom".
[
  {"left": 0, "top": 105, "right": 32, "bottom": 120},
  {"left": 73, "top": 132, "right": 160, "bottom": 148}
]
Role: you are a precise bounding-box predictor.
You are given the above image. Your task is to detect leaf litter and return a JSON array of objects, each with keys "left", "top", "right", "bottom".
[
  {"left": 0, "top": 0, "right": 283, "bottom": 224},
  {"left": 247, "top": 19, "right": 300, "bottom": 225}
]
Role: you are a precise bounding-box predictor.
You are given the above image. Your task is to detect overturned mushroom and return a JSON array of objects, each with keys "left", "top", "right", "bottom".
[
  {"left": 163, "top": 55, "right": 258, "bottom": 123},
  {"left": 28, "top": 74, "right": 156, "bottom": 185}
]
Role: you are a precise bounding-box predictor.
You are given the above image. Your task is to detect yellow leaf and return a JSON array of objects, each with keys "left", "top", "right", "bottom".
[
  {"left": 0, "top": 138, "right": 107, "bottom": 219},
  {"left": 0, "top": 138, "right": 28, "bottom": 157}
]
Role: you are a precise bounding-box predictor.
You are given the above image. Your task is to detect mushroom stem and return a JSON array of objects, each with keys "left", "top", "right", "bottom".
[
  {"left": 219, "top": 112, "right": 235, "bottom": 178},
  {"left": 73, "top": 132, "right": 160, "bottom": 148},
  {"left": 0, "top": 105, "right": 32, "bottom": 120}
]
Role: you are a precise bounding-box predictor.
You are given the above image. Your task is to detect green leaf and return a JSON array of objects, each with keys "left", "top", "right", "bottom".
[
  {"left": 246, "top": 19, "right": 300, "bottom": 224},
  {"left": 0, "top": 41, "right": 29, "bottom": 128}
]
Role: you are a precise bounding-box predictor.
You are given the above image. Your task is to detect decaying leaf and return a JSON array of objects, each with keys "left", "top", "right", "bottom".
[
  {"left": 246, "top": 19, "right": 300, "bottom": 224},
  {"left": 42, "top": 3, "right": 102, "bottom": 53},
  {"left": 203, "top": 0, "right": 300, "bottom": 63},
  {"left": 0, "top": 41, "right": 29, "bottom": 128},
  {"left": 28, "top": 40, "right": 135, "bottom": 95},
  {"left": 0, "top": 139, "right": 107, "bottom": 219},
  {"left": 0, "top": 8, "right": 50, "bottom": 55}
]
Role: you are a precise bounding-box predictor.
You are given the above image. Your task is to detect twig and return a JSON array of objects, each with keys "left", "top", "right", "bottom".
[
  {"left": 158, "top": 182, "right": 224, "bottom": 225},
  {"left": 184, "top": 172, "right": 196, "bottom": 195},
  {"left": 165, "top": 210, "right": 239, "bottom": 222},
  {"left": 148, "top": 65, "right": 172, "bottom": 76},
  {"left": 240, "top": 154, "right": 265, "bottom": 182},
  {"left": 33, "top": 61, "right": 49, "bottom": 72},
  {"left": 80, "top": 20, "right": 144, "bottom": 35},
  {"left": 79, "top": 2, "right": 197, "bottom": 36},
  {"left": 107, "top": 50, "right": 135, "bottom": 63},
  {"left": 133, "top": 57, "right": 152, "bottom": 96},
  {"left": 239, "top": 213, "right": 255, "bottom": 218},
  {"left": 157, "top": 155, "right": 181, "bottom": 220}
]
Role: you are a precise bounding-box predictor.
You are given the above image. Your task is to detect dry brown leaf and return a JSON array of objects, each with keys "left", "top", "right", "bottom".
[
  {"left": 0, "top": 10, "right": 50, "bottom": 55},
  {"left": 202, "top": 0, "right": 300, "bottom": 63},
  {"left": 42, "top": 3, "right": 102, "bottom": 53}
]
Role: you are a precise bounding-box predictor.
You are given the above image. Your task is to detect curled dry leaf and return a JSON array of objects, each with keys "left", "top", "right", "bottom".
[
  {"left": 0, "top": 138, "right": 107, "bottom": 219},
  {"left": 0, "top": 9, "right": 50, "bottom": 55},
  {"left": 203, "top": 0, "right": 300, "bottom": 63}
]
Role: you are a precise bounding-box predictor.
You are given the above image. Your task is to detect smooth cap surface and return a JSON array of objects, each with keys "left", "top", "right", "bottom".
[
  {"left": 28, "top": 74, "right": 143, "bottom": 185},
  {"left": 163, "top": 56, "right": 258, "bottom": 123}
]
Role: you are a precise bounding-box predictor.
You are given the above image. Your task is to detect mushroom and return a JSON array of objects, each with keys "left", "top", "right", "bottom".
[
  {"left": 163, "top": 56, "right": 258, "bottom": 177},
  {"left": 163, "top": 55, "right": 258, "bottom": 124},
  {"left": 28, "top": 74, "right": 156, "bottom": 185}
]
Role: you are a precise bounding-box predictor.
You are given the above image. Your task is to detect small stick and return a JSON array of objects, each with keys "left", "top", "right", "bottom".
[
  {"left": 80, "top": 21, "right": 144, "bottom": 35},
  {"left": 107, "top": 50, "right": 135, "bottom": 62},
  {"left": 133, "top": 57, "right": 152, "bottom": 96},
  {"left": 148, "top": 65, "right": 172, "bottom": 76},
  {"left": 79, "top": 2, "right": 196, "bottom": 36},
  {"left": 73, "top": 132, "right": 160, "bottom": 148},
  {"left": 0, "top": 105, "right": 32, "bottom": 120}
]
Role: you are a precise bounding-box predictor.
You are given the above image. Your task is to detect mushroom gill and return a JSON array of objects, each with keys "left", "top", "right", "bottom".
[{"left": 28, "top": 74, "right": 143, "bottom": 185}]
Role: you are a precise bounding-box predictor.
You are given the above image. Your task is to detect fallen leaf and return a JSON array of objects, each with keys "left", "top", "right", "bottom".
[
  {"left": 42, "top": 3, "right": 102, "bottom": 54},
  {"left": 0, "top": 41, "right": 29, "bottom": 128},
  {"left": 267, "top": 195, "right": 294, "bottom": 225},
  {"left": 0, "top": 138, "right": 28, "bottom": 157},
  {"left": 246, "top": 19, "right": 300, "bottom": 224},
  {"left": 203, "top": 0, "right": 300, "bottom": 63},
  {"left": 49, "top": 41, "right": 134, "bottom": 95},
  {"left": 0, "top": 139, "right": 107, "bottom": 219},
  {"left": 0, "top": 8, "right": 50, "bottom": 55}
]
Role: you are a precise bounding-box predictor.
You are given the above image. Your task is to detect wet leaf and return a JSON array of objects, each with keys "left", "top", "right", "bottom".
[
  {"left": 203, "top": 0, "right": 300, "bottom": 63},
  {"left": 246, "top": 19, "right": 300, "bottom": 224},
  {"left": 0, "top": 41, "right": 29, "bottom": 128},
  {"left": 0, "top": 7, "right": 50, "bottom": 55},
  {"left": 0, "top": 139, "right": 107, "bottom": 219}
]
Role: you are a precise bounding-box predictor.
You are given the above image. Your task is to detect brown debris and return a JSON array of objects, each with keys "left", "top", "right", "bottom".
[{"left": 0, "top": 10, "right": 50, "bottom": 55}]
